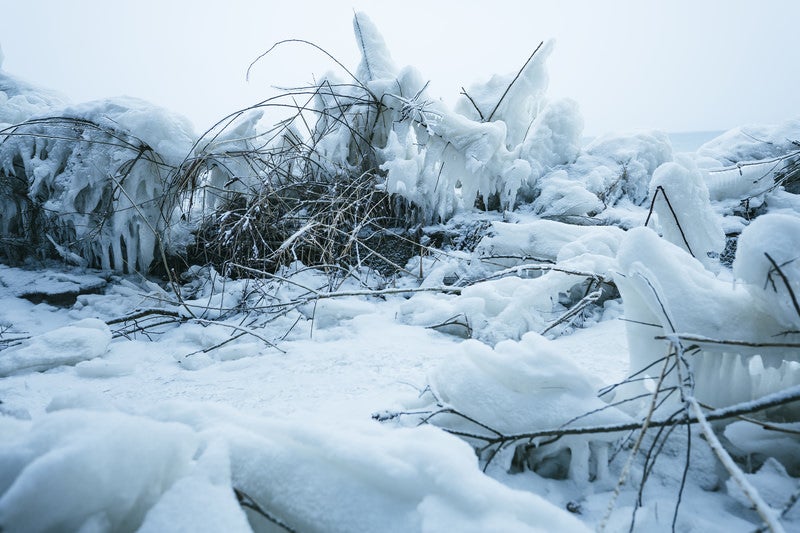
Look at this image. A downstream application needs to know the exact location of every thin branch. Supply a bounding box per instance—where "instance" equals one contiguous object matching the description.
[764,252,800,320]
[644,185,695,258]
[486,41,544,122]
[541,289,603,336]
[460,87,485,121]
[654,333,800,350]
[688,398,785,533]
[421,384,800,447]
[234,487,297,533]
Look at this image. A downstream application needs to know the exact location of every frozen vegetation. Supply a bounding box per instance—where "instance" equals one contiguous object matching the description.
[1,12,799,533]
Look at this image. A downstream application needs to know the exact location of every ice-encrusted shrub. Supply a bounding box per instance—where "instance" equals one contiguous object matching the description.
[528,131,674,219]
[288,13,585,223]
[403,332,630,484]
[179,12,590,276]
[615,225,800,414]
[695,119,800,202]
[400,219,623,344]
[0,90,194,272]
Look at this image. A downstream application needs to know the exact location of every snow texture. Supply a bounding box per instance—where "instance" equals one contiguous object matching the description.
[0,318,111,377]
[0,13,799,533]
[0,402,589,533]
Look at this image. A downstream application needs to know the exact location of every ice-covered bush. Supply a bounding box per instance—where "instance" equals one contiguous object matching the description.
[287,13,586,223]
[400,219,622,343]
[531,131,673,219]
[615,226,800,412]
[695,119,800,202]
[0,82,195,272]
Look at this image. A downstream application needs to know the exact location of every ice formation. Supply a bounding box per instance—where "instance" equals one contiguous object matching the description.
[312,13,587,222]
[647,158,725,270]
[417,332,630,484]
[0,55,196,273]
[0,92,195,272]
[399,219,622,344]
[615,226,800,411]
[532,131,673,218]
[694,119,800,201]
[733,213,800,331]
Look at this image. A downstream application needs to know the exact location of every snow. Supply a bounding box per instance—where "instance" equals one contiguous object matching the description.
[0,318,111,377]
[734,213,800,330]
[1,11,799,533]
[647,158,725,270]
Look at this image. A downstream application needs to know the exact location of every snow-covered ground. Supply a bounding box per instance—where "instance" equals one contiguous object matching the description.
[1,12,799,533]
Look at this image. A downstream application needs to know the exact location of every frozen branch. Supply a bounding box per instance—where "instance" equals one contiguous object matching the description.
[688,397,785,533]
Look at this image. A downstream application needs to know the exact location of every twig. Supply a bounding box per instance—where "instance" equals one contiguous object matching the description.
[190,318,285,353]
[653,334,800,350]
[234,487,297,533]
[688,398,785,533]
[486,41,544,122]
[467,263,604,286]
[106,308,181,325]
[644,185,695,258]
[541,289,603,336]
[460,87,485,121]
[764,252,800,320]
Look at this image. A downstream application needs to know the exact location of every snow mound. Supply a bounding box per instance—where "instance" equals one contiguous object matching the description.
[0,318,111,377]
[0,403,590,533]
[0,409,199,532]
[416,333,630,483]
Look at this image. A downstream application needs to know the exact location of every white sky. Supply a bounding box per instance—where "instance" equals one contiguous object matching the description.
[1,0,798,136]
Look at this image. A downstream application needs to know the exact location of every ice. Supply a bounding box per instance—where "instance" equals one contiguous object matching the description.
[647,158,725,270]
[0,62,66,128]
[725,423,800,476]
[695,119,800,201]
[615,227,800,410]
[0,91,196,272]
[725,458,800,517]
[475,219,624,268]
[455,41,554,148]
[353,12,397,84]
[561,130,673,210]
[733,213,800,330]
[421,332,630,483]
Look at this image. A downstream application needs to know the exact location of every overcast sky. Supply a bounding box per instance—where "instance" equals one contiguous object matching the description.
[1,1,798,136]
